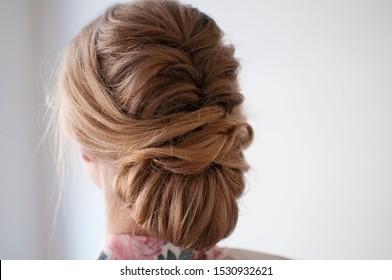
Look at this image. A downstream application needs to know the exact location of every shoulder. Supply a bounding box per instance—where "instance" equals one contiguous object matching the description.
[207,247,288,260]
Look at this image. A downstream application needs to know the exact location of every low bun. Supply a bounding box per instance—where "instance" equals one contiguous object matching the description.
[58,0,253,250]
[115,161,247,250]
[112,105,252,249]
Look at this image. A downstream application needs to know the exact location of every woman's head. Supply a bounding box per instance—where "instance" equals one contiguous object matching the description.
[57,0,253,250]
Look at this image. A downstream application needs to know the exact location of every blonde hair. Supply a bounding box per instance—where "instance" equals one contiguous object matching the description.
[57,0,253,250]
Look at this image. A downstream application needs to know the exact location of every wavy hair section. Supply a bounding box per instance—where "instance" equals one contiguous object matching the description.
[58,0,253,250]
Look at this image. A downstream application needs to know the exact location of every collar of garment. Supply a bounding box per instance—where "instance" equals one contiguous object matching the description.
[98,234,223,260]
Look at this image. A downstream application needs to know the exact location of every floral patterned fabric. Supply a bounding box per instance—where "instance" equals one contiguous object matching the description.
[98,234,286,260]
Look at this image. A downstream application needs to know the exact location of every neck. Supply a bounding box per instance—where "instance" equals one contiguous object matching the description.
[103,185,150,236]
[97,162,149,236]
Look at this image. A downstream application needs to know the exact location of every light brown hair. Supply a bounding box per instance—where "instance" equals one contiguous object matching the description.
[57,0,253,250]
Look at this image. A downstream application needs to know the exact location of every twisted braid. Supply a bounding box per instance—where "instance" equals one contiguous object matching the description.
[59,0,253,250]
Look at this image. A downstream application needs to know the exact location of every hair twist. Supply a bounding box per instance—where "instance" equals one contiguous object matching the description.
[58,0,253,250]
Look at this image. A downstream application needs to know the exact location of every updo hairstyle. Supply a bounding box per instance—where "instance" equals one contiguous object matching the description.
[58,0,253,250]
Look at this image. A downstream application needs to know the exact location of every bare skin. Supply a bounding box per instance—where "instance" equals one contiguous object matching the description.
[81,153,149,236]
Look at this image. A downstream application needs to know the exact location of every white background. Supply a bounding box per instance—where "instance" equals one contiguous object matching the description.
[0,0,391,259]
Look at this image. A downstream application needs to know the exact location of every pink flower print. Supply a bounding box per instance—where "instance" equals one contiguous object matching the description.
[134,236,164,259]
[106,235,136,260]
[207,247,223,259]
[191,250,207,260]
[105,235,163,260]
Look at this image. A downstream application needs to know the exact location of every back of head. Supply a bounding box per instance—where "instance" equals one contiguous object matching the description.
[58,0,253,250]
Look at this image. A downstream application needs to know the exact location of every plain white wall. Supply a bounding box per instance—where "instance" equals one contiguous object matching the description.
[0,0,70,259]
[0,0,391,259]
[0,0,45,259]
